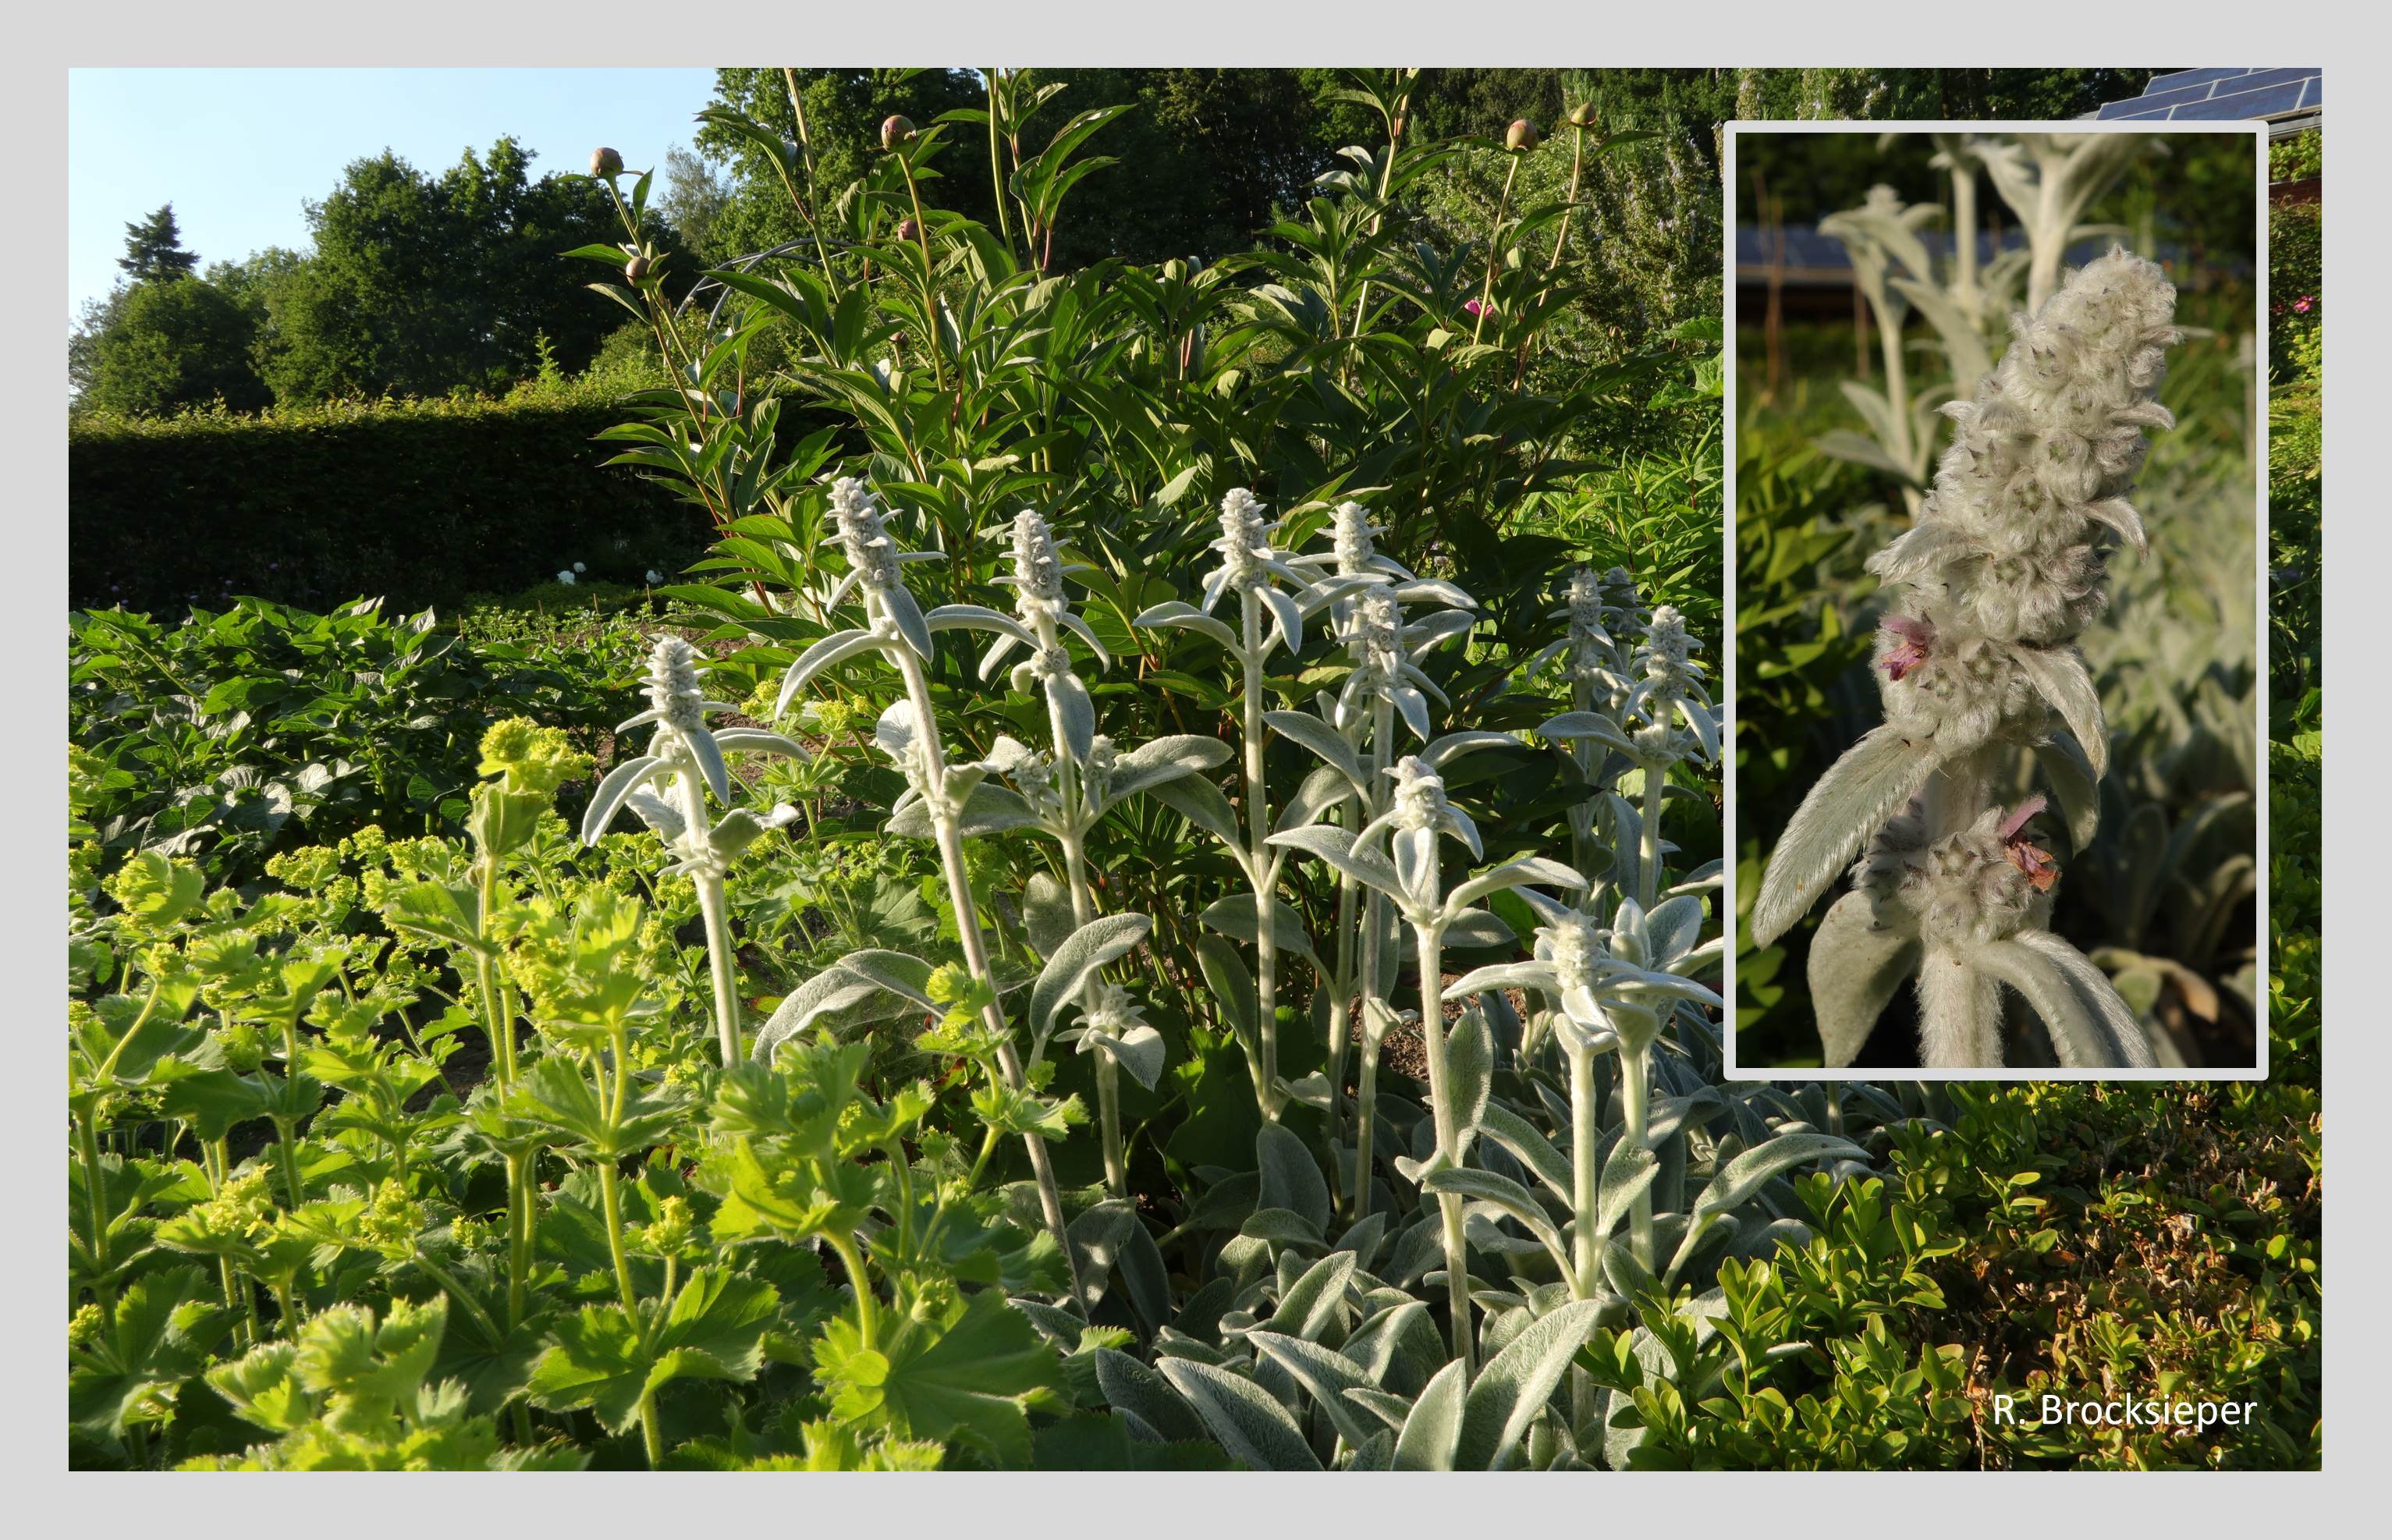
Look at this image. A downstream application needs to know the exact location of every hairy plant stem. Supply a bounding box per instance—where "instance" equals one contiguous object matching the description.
[1034,605,1130,1201]
[504,1150,533,1329]
[1619,1041,1656,1271]
[1567,1041,1601,1297]
[1241,599,1284,1122]
[892,648,1084,1305]
[1345,691,1397,1221]
[665,756,746,1064]
[1638,758,1669,910]
[1413,907,1473,1372]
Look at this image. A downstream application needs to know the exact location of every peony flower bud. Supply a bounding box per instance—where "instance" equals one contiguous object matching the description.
[882,115,917,151]
[1566,102,1599,130]
[1505,119,1542,154]
[896,218,921,243]
[624,254,651,282]
[591,147,623,178]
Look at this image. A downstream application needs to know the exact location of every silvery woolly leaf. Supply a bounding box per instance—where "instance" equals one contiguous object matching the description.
[2014,644,2109,779]
[925,603,1037,648]
[1194,935,1258,1051]
[1261,1247,1356,1342]
[1670,1132,1869,1279]
[1245,1331,1384,1449]
[1265,709,1367,790]
[1029,913,1152,1046]
[1390,684,1432,742]
[1595,1135,1659,1243]
[1676,697,1719,761]
[1091,1349,1207,1444]
[1148,772,1244,852]
[1021,871,1075,960]
[684,728,733,803]
[1084,1021,1166,1091]
[1197,895,1319,968]
[1422,1167,1567,1275]
[708,804,799,863]
[1131,600,1240,651]
[775,628,882,713]
[1391,1358,1469,1471]
[1421,729,1523,770]
[1047,670,1097,763]
[1537,710,1635,758]
[1749,725,1940,948]
[1644,894,1706,969]
[623,789,684,843]
[1443,855,1587,919]
[1474,1105,1573,1201]
[1155,1359,1322,1471]
[1101,735,1233,808]
[1443,960,1552,1001]
[580,754,663,844]
[887,781,1042,841]
[1059,611,1111,668]
[1982,931,2156,1070]
[880,584,935,662]
[1446,1009,1495,1155]
[1455,1299,1604,1470]
[1258,1123,1332,1238]
[1258,584,1304,658]
[750,951,933,1060]
[701,729,812,768]
[1445,907,1518,950]
[2034,731,2102,851]
[1807,890,1917,1069]
[1277,764,1356,836]
[1268,824,1405,906]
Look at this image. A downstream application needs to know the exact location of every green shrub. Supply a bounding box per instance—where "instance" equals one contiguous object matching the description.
[67,387,709,616]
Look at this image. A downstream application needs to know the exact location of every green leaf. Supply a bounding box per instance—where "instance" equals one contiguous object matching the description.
[528,1267,778,1435]
[1454,1299,1602,1469]
[1391,1357,1468,1471]
[819,1293,1063,1468]
[1257,1123,1331,1238]
[1157,1358,1323,1471]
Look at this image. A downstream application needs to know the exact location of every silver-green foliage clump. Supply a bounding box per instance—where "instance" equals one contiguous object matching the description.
[1752,248,2181,1070]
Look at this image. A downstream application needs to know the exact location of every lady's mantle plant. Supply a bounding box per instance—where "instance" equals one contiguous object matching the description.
[1750,248,2178,1070]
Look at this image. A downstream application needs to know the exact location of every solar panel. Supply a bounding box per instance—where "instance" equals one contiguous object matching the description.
[2089,66,2319,122]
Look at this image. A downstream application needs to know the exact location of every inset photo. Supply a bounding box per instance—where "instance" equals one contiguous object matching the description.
[1726,125,2265,1077]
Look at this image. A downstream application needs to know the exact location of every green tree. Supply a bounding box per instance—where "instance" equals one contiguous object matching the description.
[78,276,269,416]
[117,204,200,285]
[254,137,641,406]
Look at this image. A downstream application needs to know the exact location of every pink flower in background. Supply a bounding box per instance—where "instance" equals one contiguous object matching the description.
[1462,298,1489,320]
[2294,296,2314,314]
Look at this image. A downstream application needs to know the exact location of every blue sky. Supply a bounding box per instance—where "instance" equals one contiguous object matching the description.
[68,68,722,323]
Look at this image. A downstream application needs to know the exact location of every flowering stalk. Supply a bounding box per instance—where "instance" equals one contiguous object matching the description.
[1274,756,1585,1369]
[977,508,1223,1197]
[582,637,807,1063]
[1624,605,1716,909]
[767,478,1094,1283]
[1136,489,1350,1121]
[1751,250,2181,1069]
[1284,502,1475,1212]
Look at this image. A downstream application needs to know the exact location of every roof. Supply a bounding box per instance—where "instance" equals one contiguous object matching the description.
[2091,67,2321,128]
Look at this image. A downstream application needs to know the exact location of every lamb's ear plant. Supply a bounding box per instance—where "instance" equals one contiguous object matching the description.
[1751,248,2179,1070]
[755,477,1083,1284]
[580,636,808,1063]
[1278,500,1477,1213]
[1134,488,1359,1123]
[1272,754,1587,1370]
[956,506,1230,1198]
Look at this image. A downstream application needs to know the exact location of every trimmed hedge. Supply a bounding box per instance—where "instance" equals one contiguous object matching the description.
[69,386,709,616]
